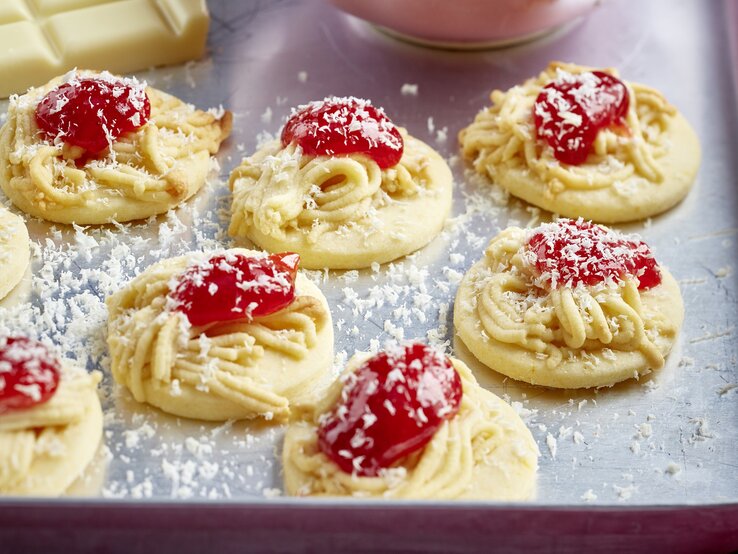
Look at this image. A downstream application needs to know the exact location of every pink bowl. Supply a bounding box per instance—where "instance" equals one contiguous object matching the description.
[328,0,601,48]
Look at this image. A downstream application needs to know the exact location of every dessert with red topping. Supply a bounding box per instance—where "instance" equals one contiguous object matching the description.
[0,336,103,496]
[229,96,453,269]
[106,248,334,422]
[0,70,232,224]
[283,344,538,499]
[460,61,700,223]
[454,219,685,388]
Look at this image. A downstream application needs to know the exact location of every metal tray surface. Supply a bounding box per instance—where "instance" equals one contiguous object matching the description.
[0,0,736,518]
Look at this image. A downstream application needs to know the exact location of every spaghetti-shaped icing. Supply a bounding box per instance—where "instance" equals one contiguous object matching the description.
[0,71,231,224]
[106,250,331,421]
[229,131,426,245]
[460,62,674,197]
[283,358,537,500]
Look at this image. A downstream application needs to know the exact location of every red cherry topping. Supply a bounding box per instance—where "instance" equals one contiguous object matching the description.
[533,71,629,165]
[527,219,661,290]
[281,96,404,169]
[35,76,151,154]
[317,343,463,477]
[169,252,300,327]
[0,337,61,415]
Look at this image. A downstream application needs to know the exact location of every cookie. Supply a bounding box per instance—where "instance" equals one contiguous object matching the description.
[283,344,538,500]
[460,62,700,223]
[454,219,684,388]
[106,249,334,421]
[0,337,103,496]
[229,97,453,269]
[0,70,231,224]
[0,206,30,302]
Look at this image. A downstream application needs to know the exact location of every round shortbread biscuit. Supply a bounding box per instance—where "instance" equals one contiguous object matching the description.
[460,61,700,223]
[453,224,684,389]
[0,206,30,302]
[282,354,538,500]
[229,132,453,269]
[0,367,103,496]
[0,70,231,225]
[106,249,335,422]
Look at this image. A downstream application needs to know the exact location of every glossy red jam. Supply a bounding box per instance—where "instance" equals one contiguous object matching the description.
[533,71,629,165]
[0,337,61,415]
[169,252,300,327]
[527,219,661,290]
[35,76,151,154]
[281,97,404,169]
[317,343,463,477]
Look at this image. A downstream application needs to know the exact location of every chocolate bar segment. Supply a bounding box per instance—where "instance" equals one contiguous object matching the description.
[0,0,209,98]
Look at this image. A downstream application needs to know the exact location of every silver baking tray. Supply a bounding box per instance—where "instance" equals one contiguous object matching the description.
[0,0,736,551]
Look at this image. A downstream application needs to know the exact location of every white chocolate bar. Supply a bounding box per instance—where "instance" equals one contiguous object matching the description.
[0,0,209,98]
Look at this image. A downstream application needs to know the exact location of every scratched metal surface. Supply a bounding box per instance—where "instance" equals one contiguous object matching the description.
[0,0,736,508]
